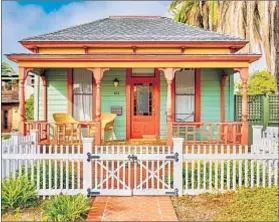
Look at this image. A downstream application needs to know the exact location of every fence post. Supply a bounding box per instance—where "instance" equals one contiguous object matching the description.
[30,129,38,147]
[173,137,184,197]
[252,125,263,145]
[82,137,93,195]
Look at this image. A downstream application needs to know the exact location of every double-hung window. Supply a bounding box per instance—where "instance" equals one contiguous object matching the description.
[73,69,93,121]
[175,69,195,122]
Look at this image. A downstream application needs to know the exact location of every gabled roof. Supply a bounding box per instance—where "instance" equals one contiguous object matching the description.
[21,16,246,42]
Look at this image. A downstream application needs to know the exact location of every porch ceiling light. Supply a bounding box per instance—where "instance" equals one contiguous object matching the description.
[113,78,119,87]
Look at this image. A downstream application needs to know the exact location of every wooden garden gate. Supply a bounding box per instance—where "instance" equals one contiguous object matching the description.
[86,143,182,196]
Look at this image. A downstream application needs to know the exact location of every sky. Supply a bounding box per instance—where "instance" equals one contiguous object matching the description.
[2,0,265,72]
[2,0,171,69]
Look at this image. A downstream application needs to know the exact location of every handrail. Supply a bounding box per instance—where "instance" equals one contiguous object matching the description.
[173,121,242,144]
[25,121,96,144]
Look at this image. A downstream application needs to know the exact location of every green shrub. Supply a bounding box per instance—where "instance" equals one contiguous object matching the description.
[15,161,78,189]
[1,176,38,213]
[44,194,90,221]
[214,186,278,221]
[1,134,11,140]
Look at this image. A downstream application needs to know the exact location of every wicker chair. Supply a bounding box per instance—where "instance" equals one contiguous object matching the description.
[101,113,117,140]
[53,113,79,143]
[87,113,117,140]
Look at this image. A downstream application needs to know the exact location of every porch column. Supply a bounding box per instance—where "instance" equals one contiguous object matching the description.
[18,67,32,135]
[159,68,180,146]
[41,76,48,121]
[236,68,249,146]
[87,68,110,145]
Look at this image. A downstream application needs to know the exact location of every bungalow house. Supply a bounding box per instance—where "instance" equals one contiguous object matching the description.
[6,16,260,146]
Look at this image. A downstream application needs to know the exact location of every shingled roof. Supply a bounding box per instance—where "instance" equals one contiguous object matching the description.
[22,16,245,42]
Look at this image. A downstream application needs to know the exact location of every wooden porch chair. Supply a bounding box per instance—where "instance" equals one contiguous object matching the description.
[53,113,79,143]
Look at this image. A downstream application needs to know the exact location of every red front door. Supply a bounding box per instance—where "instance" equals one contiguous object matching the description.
[130,76,159,139]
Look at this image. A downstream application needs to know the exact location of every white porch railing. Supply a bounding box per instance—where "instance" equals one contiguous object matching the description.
[252,126,279,153]
[2,133,278,197]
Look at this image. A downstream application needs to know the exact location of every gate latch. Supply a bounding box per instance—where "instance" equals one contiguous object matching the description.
[87,152,100,162]
[166,152,179,162]
[87,188,100,197]
[165,188,179,196]
[128,154,138,163]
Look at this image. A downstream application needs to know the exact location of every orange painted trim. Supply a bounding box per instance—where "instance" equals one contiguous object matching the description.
[171,77,175,121]
[126,68,132,140]
[154,68,160,138]
[67,68,73,116]
[20,40,248,51]
[195,69,201,122]
[7,54,261,63]
[92,77,96,120]
[41,76,48,121]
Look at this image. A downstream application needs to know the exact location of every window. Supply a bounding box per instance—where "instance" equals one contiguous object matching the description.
[73,69,93,121]
[133,83,152,116]
[175,69,195,122]
[4,110,8,129]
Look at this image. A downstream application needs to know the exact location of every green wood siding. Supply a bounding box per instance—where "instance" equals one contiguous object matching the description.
[225,74,235,121]
[201,68,234,122]
[101,69,126,140]
[160,72,167,139]
[38,69,67,121]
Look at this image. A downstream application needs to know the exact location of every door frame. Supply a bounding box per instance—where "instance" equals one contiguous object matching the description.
[126,68,160,140]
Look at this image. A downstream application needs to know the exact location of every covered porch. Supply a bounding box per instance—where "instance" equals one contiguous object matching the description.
[8,53,258,146]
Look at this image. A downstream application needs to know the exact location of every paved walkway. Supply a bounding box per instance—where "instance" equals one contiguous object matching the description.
[87,196,178,221]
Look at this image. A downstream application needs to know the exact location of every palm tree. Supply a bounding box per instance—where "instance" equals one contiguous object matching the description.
[169,1,278,90]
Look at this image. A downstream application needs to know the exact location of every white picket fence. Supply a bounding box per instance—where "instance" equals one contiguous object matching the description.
[182,144,278,195]
[2,131,278,197]
[2,132,34,179]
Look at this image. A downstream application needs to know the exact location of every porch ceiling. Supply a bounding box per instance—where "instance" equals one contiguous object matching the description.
[6,53,260,68]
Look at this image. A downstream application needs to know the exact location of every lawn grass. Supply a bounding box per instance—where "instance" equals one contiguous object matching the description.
[214,186,278,221]
[172,186,278,221]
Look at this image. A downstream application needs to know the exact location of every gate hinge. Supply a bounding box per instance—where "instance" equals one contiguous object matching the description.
[165,188,179,196]
[166,152,179,162]
[87,152,100,162]
[87,188,100,197]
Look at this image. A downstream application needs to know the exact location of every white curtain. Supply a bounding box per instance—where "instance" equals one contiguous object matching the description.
[175,69,195,122]
[73,69,92,121]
